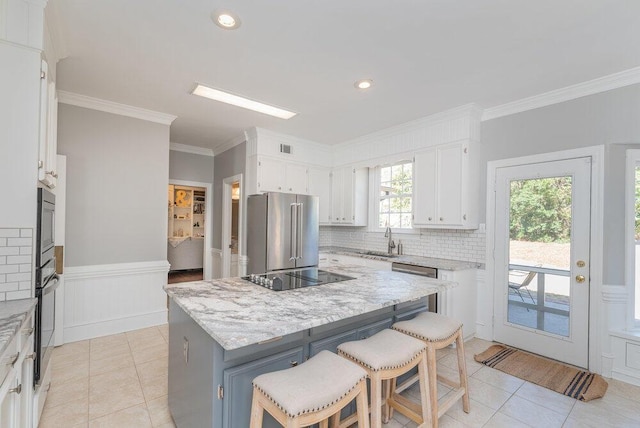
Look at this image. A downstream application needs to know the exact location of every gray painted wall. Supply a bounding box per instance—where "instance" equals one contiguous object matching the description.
[481,83,640,284]
[58,104,170,266]
[169,150,214,184]
[213,143,246,249]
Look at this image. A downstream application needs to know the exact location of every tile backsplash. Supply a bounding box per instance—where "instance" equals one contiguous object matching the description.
[320,226,485,264]
[0,228,33,301]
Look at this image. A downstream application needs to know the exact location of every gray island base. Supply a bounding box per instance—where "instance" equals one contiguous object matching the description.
[165,265,456,428]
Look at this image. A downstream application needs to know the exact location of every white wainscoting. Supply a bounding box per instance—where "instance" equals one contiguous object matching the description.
[63,260,170,343]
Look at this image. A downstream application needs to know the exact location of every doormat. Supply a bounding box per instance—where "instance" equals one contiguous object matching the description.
[474,345,608,402]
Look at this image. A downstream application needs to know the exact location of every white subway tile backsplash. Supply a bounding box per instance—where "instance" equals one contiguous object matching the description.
[6,272,31,282]
[6,290,30,300]
[320,226,486,264]
[0,247,19,256]
[0,282,19,292]
[6,255,31,264]
[7,237,32,246]
[0,228,32,302]
[0,265,19,274]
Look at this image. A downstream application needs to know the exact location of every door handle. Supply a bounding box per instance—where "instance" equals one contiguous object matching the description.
[296,203,303,260]
[290,203,297,261]
[576,275,586,283]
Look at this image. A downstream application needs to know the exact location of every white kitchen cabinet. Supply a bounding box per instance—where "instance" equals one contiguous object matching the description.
[38,60,58,189]
[0,311,35,428]
[256,156,308,194]
[330,167,368,226]
[437,268,477,340]
[413,141,478,229]
[308,167,332,225]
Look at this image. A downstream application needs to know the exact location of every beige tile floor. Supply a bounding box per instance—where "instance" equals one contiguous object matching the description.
[40,327,640,428]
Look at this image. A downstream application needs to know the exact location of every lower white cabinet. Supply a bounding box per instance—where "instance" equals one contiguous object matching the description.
[0,312,34,428]
[437,269,477,340]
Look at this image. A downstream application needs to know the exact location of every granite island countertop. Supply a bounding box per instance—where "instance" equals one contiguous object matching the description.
[164,264,456,351]
[0,298,37,357]
[320,246,482,270]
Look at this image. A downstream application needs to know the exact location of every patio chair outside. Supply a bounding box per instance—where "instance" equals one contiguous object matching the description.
[508,270,537,311]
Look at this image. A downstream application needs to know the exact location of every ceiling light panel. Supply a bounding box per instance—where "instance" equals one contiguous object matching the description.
[191,84,297,120]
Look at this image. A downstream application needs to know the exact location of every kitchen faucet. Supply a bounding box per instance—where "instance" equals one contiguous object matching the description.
[384,226,396,255]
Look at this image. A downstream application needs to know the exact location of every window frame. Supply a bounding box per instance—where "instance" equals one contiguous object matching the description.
[369,160,418,234]
[625,149,640,329]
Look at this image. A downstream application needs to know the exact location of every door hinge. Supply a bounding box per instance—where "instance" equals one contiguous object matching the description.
[217,385,224,400]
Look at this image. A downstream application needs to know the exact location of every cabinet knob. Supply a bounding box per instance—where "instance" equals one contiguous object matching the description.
[342,217,345,220]
[9,384,22,395]
[46,170,58,178]
[290,360,298,367]
[428,217,432,221]
[440,217,444,221]
[278,186,282,190]
[289,188,292,191]
[22,327,34,335]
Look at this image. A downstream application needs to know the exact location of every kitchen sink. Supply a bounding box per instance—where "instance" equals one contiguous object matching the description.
[363,251,398,258]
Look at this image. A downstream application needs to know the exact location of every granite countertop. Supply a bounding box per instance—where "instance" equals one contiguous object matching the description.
[164,264,456,351]
[0,298,37,357]
[320,246,482,270]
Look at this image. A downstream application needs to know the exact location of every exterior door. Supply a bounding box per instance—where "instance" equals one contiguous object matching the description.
[493,157,591,368]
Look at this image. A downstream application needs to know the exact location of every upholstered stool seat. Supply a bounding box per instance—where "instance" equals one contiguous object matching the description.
[250,350,370,428]
[337,329,431,428]
[392,312,470,428]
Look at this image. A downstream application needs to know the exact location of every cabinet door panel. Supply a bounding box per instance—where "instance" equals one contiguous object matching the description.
[223,347,304,428]
[308,167,332,224]
[413,150,437,225]
[331,168,343,222]
[342,168,355,223]
[285,163,308,194]
[437,145,463,225]
[357,318,393,340]
[258,158,285,192]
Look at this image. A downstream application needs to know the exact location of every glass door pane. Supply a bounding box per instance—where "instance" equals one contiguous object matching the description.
[507,176,572,337]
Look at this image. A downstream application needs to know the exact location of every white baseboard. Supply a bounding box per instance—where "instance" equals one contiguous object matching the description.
[63,260,170,343]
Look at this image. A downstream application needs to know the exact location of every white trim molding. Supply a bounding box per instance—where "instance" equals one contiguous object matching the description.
[214,133,246,157]
[482,66,640,121]
[57,91,177,125]
[63,260,170,343]
[170,142,214,157]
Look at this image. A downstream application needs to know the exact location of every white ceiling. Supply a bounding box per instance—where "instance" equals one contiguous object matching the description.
[51,0,640,152]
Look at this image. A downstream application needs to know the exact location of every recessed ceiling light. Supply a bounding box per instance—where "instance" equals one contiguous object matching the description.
[355,79,373,90]
[212,10,241,29]
[191,84,297,120]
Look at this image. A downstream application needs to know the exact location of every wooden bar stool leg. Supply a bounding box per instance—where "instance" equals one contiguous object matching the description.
[418,354,432,427]
[370,373,383,428]
[387,377,397,421]
[356,379,370,428]
[329,412,339,428]
[426,346,439,428]
[455,331,470,413]
[319,419,329,428]
[249,389,264,428]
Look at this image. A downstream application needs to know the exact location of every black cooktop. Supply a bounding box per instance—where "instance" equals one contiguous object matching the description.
[243,268,355,291]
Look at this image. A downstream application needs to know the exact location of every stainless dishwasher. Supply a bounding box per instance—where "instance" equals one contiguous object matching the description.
[391,262,438,313]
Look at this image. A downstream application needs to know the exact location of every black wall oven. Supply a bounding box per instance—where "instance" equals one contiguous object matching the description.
[35,188,58,386]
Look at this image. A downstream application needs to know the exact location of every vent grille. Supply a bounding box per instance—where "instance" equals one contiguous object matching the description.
[280,144,292,154]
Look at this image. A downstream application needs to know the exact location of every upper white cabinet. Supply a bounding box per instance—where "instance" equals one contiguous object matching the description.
[330,167,368,226]
[413,141,478,229]
[307,167,332,225]
[38,60,58,189]
[256,156,308,194]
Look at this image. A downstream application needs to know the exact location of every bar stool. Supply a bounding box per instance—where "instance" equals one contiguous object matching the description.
[392,312,470,428]
[249,350,370,428]
[337,329,432,428]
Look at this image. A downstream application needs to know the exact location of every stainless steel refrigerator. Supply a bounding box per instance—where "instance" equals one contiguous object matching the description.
[247,192,319,274]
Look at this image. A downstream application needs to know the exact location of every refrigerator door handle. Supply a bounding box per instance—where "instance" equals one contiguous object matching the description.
[296,203,303,260]
[289,203,297,261]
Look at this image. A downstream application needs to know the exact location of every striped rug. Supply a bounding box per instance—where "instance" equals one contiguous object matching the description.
[474,345,608,402]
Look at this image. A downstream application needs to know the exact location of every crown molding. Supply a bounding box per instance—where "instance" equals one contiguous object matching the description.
[255,127,332,153]
[57,91,177,125]
[169,143,214,157]
[482,67,640,121]
[212,133,247,156]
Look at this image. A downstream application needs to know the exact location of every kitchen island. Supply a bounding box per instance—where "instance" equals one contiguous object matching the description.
[164,264,456,428]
